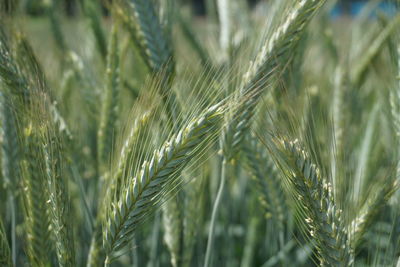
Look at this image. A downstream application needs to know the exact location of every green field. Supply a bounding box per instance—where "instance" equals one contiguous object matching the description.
[1,0,400,266]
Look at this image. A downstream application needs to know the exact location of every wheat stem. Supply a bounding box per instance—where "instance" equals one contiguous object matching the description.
[352,14,400,85]
[204,157,226,267]
[0,207,12,267]
[80,0,108,60]
[9,194,16,265]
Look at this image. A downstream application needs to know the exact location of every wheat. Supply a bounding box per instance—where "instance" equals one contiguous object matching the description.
[21,126,52,267]
[350,179,398,249]
[0,92,20,191]
[43,131,75,267]
[273,138,353,266]
[243,135,287,230]
[103,103,224,261]
[98,24,121,166]
[115,0,174,82]
[222,0,326,160]
[207,1,326,264]
[1,1,400,266]
[162,194,184,267]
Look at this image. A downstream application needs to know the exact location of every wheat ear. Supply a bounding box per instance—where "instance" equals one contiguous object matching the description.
[274,138,353,266]
[162,193,184,267]
[98,24,121,166]
[350,179,398,249]
[0,30,71,140]
[87,109,154,267]
[206,1,326,264]
[21,126,51,266]
[243,136,287,230]
[43,133,75,267]
[115,0,174,80]
[182,175,205,267]
[222,0,326,159]
[103,103,224,261]
[115,0,179,124]
[0,92,20,191]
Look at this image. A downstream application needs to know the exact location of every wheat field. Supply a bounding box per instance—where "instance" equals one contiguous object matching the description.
[0,0,400,266]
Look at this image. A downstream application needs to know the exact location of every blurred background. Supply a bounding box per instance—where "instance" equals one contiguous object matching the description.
[2,0,398,17]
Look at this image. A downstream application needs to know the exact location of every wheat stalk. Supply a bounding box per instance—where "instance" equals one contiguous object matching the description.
[0,218,12,267]
[80,0,108,59]
[352,14,400,86]
[390,40,400,205]
[46,0,67,53]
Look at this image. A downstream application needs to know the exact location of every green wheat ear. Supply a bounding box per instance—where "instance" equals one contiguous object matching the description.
[162,192,184,267]
[103,103,225,262]
[115,0,174,80]
[222,0,326,160]
[43,131,75,267]
[0,92,20,191]
[98,24,121,167]
[272,138,353,266]
[243,135,287,231]
[21,125,52,267]
[350,179,398,250]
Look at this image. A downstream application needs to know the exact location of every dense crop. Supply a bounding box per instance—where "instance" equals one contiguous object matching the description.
[1,0,400,266]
